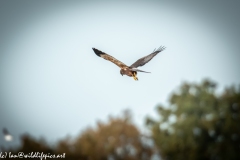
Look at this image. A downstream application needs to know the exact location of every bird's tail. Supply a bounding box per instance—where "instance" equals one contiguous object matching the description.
[130,68,151,73]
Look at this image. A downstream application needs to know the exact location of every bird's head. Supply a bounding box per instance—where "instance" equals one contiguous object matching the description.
[120,70,123,76]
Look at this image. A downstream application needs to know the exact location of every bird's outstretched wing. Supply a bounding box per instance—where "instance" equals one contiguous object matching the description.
[93,48,128,68]
[130,46,166,68]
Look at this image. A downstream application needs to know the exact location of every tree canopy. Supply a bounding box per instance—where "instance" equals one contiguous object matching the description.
[146,79,240,160]
[2,79,240,160]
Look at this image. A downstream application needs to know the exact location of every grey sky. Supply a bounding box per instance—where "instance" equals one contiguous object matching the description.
[0,0,240,147]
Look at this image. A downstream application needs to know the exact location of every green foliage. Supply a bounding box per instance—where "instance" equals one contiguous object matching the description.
[3,79,239,160]
[146,79,240,160]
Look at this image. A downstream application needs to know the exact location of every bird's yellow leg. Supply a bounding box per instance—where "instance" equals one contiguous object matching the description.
[132,74,138,81]
[134,72,138,81]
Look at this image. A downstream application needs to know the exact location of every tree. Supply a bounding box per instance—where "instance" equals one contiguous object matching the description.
[73,110,153,160]
[146,79,240,160]
[4,110,153,160]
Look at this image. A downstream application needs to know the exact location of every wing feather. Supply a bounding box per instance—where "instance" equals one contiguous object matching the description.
[130,68,151,73]
[92,48,128,68]
[130,46,166,68]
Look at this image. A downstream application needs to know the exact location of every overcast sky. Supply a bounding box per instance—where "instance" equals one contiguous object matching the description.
[0,0,240,148]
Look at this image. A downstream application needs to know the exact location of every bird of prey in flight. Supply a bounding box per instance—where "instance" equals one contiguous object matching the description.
[92,46,166,81]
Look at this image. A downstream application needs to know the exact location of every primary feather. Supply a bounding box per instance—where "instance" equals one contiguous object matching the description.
[130,46,166,68]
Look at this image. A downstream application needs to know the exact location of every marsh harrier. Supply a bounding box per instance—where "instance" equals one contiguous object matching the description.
[92,46,165,81]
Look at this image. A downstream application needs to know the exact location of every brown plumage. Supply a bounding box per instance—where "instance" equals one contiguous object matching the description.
[92,46,166,81]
